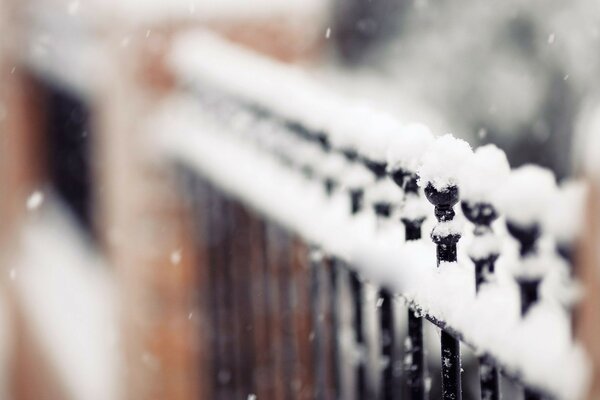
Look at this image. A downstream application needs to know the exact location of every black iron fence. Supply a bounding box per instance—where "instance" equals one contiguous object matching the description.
[158,32,587,400]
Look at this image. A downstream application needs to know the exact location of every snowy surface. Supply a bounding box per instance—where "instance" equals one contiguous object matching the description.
[340,163,375,191]
[27,0,328,27]
[349,107,401,162]
[574,102,600,180]
[467,232,501,261]
[417,134,473,191]
[543,180,587,245]
[496,165,557,228]
[364,179,403,207]
[14,202,121,400]
[171,31,342,134]
[386,123,434,173]
[459,144,511,204]
[153,97,589,399]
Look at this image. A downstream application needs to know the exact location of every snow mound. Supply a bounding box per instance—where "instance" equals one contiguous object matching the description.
[341,162,375,190]
[337,104,400,162]
[318,153,349,180]
[459,144,510,204]
[543,180,587,245]
[417,134,473,191]
[365,179,403,205]
[496,165,557,228]
[387,123,435,173]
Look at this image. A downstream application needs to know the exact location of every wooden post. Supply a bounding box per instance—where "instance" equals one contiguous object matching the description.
[94,26,201,400]
[575,179,600,399]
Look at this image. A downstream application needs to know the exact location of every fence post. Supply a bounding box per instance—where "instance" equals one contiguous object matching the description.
[338,148,372,400]
[95,28,202,400]
[362,140,398,400]
[367,177,401,400]
[500,166,557,400]
[386,124,435,400]
[459,145,510,400]
[462,200,501,400]
[424,182,462,400]
[390,168,427,400]
[420,135,472,400]
[575,179,600,400]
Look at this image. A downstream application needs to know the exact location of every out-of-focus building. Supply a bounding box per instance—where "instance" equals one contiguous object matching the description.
[0,0,331,399]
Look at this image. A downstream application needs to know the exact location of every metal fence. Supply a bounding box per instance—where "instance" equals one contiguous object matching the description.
[155,33,586,400]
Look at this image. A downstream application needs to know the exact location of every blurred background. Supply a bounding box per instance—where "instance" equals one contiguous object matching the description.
[1,0,600,399]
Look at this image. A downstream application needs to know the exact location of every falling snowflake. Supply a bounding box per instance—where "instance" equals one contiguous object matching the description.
[27,190,44,210]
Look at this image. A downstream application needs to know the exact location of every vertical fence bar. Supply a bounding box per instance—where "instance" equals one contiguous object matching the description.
[247,216,273,399]
[311,250,327,400]
[212,194,238,399]
[291,239,316,400]
[312,251,338,400]
[349,183,366,400]
[312,149,342,400]
[407,308,426,399]
[507,213,543,400]
[440,330,461,400]
[363,151,392,400]
[379,288,395,400]
[264,222,288,400]
[329,259,342,400]
[202,185,223,398]
[506,184,542,400]
[372,200,398,400]
[229,204,257,397]
[424,183,462,400]
[266,225,297,399]
[461,200,501,400]
[180,170,215,400]
[390,166,428,400]
[350,270,367,399]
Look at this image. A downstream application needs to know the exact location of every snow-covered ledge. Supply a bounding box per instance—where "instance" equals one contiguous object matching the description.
[14,202,122,400]
[152,98,589,400]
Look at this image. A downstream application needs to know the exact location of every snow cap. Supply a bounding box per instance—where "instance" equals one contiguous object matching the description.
[401,194,431,220]
[330,103,400,161]
[365,179,403,205]
[387,123,435,173]
[417,134,473,191]
[317,152,349,180]
[341,162,375,190]
[496,165,557,228]
[543,180,587,244]
[459,144,510,204]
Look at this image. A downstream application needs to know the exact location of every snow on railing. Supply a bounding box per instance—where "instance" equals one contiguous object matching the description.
[159,31,590,400]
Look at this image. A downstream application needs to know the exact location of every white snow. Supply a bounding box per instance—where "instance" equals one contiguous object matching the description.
[513,253,558,280]
[496,165,557,228]
[542,180,587,245]
[467,232,501,260]
[340,162,375,191]
[365,179,403,206]
[417,134,473,191]
[317,152,349,181]
[170,31,343,135]
[26,190,45,210]
[386,123,435,173]
[400,193,431,221]
[459,144,510,204]
[431,218,465,238]
[574,102,600,180]
[351,107,401,162]
[15,202,121,400]
[153,97,588,400]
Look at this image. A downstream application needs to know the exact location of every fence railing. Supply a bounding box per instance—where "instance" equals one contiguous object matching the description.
[153,31,589,400]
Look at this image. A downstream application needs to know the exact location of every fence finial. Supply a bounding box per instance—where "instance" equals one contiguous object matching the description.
[387,123,434,241]
[419,134,472,265]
